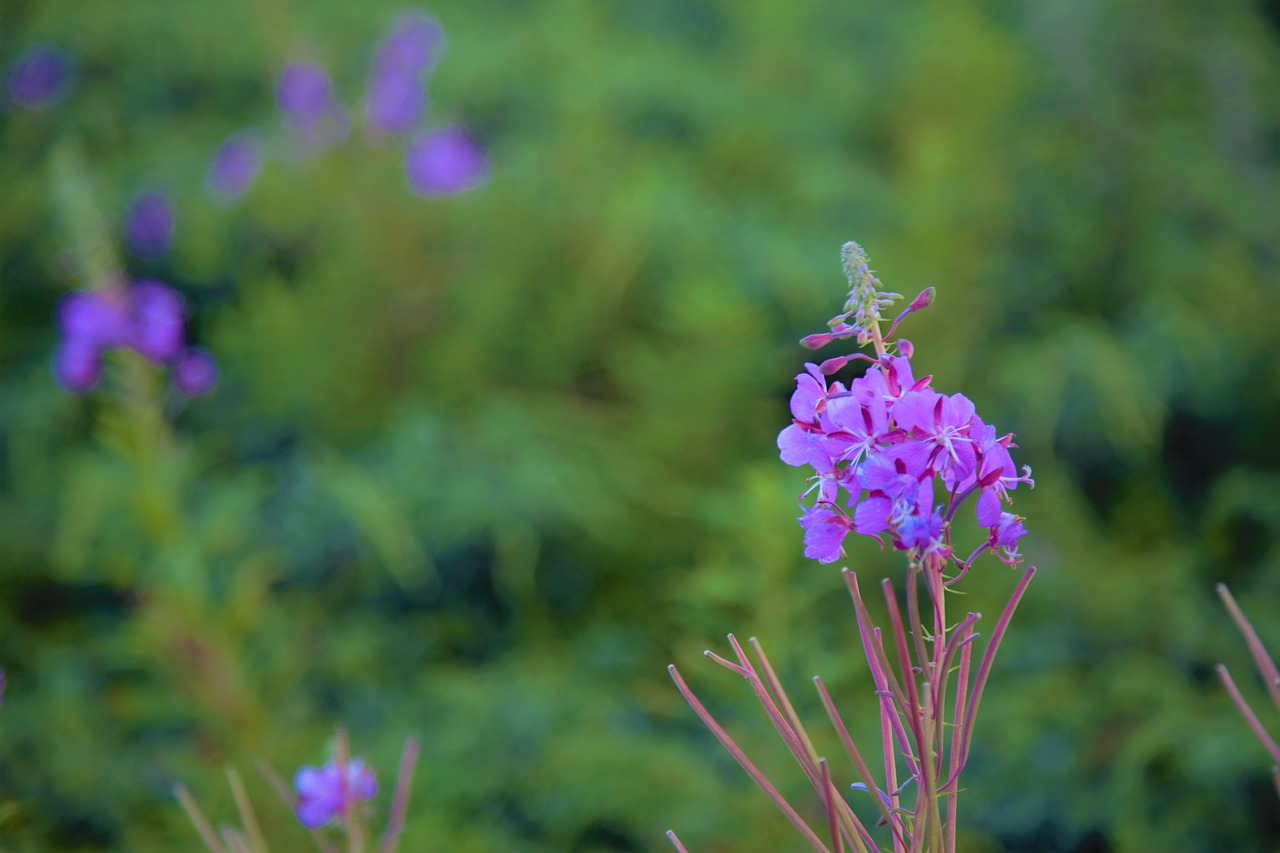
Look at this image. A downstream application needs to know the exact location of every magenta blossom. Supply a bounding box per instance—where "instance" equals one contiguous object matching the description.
[779,244,1031,570]
[799,506,853,564]
[294,758,377,828]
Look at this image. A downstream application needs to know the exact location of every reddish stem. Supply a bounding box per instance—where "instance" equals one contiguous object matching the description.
[668,664,831,852]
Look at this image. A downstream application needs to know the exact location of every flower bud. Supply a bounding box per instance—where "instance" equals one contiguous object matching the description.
[818,356,848,375]
[800,333,833,350]
[908,287,935,312]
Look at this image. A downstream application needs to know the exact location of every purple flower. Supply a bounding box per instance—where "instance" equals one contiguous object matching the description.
[53,281,213,395]
[989,512,1028,564]
[58,291,131,350]
[778,365,842,470]
[276,62,348,152]
[53,338,102,393]
[365,70,427,134]
[206,131,265,200]
[784,243,1031,569]
[276,62,336,126]
[294,758,377,829]
[173,348,218,396]
[129,280,185,363]
[363,11,444,135]
[125,190,175,259]
[800,506,853,564]
[892,390,978,483]
[7,44,72,109]
[405,126,488,196]
[898,508,945,554]
[374,11,445,76]
[821,390,891,467]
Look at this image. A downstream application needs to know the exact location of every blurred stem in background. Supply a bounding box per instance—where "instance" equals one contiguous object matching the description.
[1216,584,1280,802]
[48,139,262,742]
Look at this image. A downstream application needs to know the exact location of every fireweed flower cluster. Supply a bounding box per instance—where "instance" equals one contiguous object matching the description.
[294,757,377,828]
[779,243,1032,570]
[55,281,216,396]
[177,731,422,852]
[668,243,1036,853]
[205,8,486,204]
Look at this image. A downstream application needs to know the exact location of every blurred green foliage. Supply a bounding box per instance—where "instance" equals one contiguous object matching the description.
[2,0,1280,850]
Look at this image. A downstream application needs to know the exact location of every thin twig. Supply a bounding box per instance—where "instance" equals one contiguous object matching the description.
[958,566,1035,764]
[380,736,422,853]
[225,766,269,853]
[1218,665,1280,764]
[174,784,228,853]
[668,664,831,852]
[814,676,903,846]
[820,759,848,853]
[752,637,823,767]
[666,830,691,852]
[724,637,868,848]
[846,573,919,774]
[1217,584,1280,712]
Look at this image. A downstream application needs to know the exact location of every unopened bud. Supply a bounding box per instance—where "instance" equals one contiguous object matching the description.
[908,287,935,312]
[896,339,913,358]
[819,356,848,375]
[800,332,834,350]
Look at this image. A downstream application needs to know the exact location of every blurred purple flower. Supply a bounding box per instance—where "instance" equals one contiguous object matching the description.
[54,289,128,393]
[125,190,175,259]
[7,44,72,108]
[276,61,348,151]
[363,11,444,134]
[405,126,488,196]
[365,70,427,135]
[375,11,445,76]
[276,62,335,127]
[58,291,131,350]
[206,131,264,200]
[172,348,218,396]
[54,338,102,393]
[294,758,377,828]
[129,280,185,363]
[53,281,212,395]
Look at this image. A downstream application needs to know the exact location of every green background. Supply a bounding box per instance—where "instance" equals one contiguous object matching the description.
[2,0,1280,850]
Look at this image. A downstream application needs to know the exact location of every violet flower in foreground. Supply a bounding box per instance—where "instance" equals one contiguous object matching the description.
[294,757,377,828]
[668,242,1036,853]
[7,44,72,109]
[405,125,488,195]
